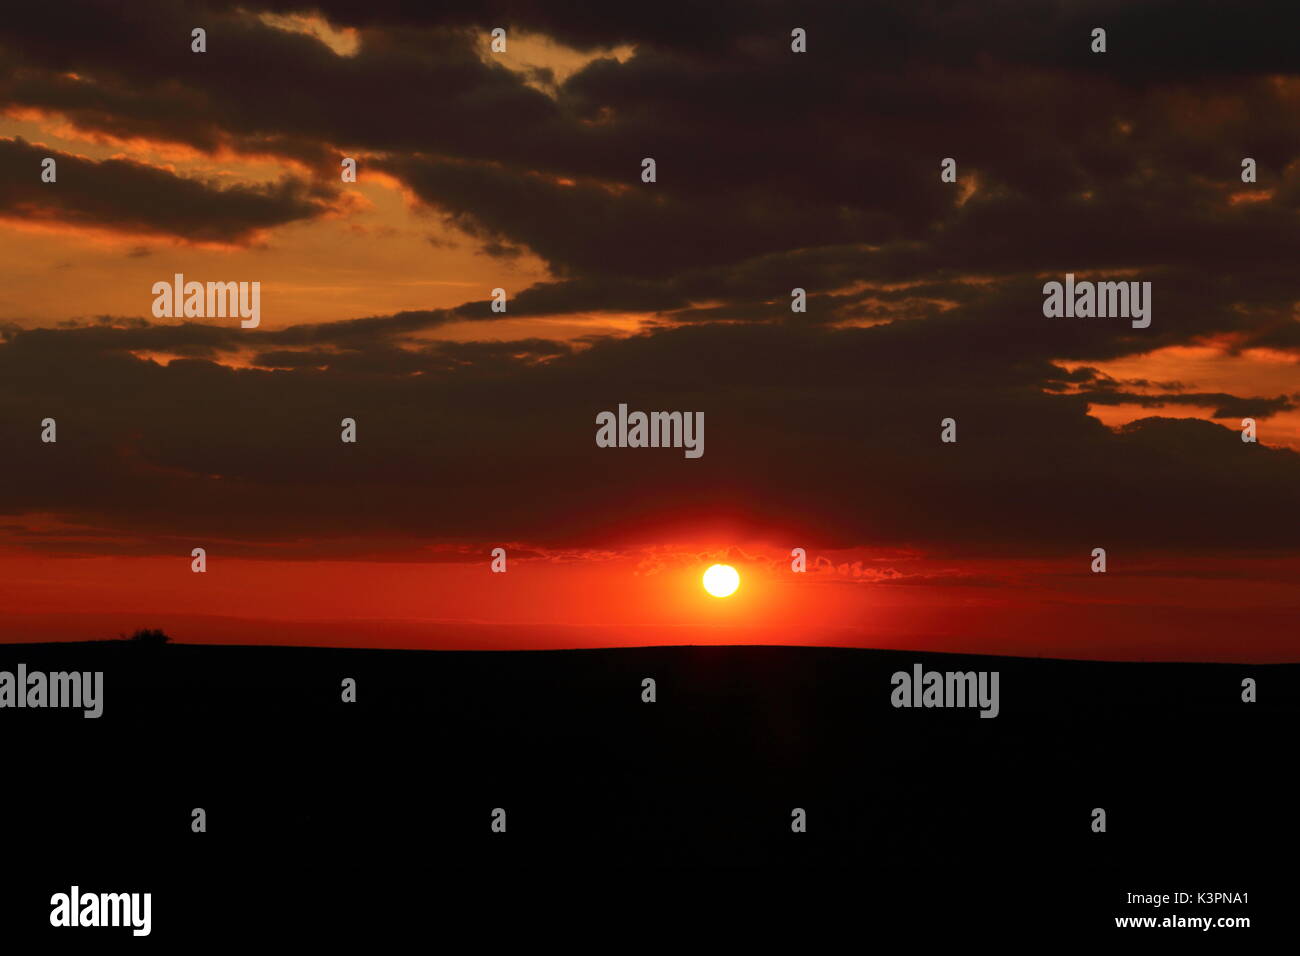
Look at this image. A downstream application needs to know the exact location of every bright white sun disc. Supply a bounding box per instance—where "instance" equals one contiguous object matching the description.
[703,564,740,598]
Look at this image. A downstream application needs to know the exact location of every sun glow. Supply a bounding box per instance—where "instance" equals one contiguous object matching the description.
[702,564,740,598]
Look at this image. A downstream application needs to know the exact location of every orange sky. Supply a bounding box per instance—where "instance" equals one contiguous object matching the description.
[0,544,1295,661]
[0,5,1296,661]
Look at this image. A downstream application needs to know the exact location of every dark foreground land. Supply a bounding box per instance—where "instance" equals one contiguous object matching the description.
[0,641,1292,942]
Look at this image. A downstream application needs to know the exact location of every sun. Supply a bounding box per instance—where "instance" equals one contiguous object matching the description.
[702,563,740,598]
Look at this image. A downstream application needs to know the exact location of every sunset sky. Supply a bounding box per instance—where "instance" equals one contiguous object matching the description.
[0,1,1296,660]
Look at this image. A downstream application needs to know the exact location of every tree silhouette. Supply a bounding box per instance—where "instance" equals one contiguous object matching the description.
[123,628,171,646]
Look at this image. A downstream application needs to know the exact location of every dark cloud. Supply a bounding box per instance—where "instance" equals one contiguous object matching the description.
[5,0,1300,306]
[1078,387,1296,420]
[0,1,1297,559]
[0,1,565,167]
[0,317,1295,558]
[0,136,336,242]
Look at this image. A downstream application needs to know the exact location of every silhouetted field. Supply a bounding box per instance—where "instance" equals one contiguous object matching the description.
[0,641,1290,941]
